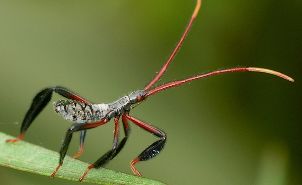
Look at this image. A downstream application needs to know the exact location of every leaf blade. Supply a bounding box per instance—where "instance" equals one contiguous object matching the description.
[0,132,165,185]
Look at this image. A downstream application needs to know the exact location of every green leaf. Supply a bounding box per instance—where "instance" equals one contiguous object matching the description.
[0,132,165,185]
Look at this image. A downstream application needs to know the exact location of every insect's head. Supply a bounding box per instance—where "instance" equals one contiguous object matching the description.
[128,90,147,104]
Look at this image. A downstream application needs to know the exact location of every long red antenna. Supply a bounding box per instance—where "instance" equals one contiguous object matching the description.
[146,67,294,97]
[144,0,202,91]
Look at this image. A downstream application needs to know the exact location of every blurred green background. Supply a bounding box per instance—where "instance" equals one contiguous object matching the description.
[0,0,301,185]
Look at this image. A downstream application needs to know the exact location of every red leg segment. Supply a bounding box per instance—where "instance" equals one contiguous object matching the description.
[6,133,25,143]
[79,164,94,182]
[130,157,141,176]
[81,119,109,129]
[124,115,163,137]
[50,164,62,178]
[72,143,84,159]
[72,130,87,159]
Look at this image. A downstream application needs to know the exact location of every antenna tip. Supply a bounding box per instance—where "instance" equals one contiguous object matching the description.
[247,67,294,82]
[192,0,202,18]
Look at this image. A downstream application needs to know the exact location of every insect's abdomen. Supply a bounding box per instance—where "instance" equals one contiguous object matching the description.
[54,100,108,123]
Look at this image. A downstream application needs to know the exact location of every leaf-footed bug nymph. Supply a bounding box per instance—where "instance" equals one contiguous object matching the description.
[6,0,294,181]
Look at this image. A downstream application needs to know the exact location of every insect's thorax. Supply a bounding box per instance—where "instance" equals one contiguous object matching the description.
[106,89,147,117]
[107,96,131,117]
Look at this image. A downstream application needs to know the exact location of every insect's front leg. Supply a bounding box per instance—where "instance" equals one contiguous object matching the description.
[124,114,166,176]
[112,114,131,158]
[51,119,108,178]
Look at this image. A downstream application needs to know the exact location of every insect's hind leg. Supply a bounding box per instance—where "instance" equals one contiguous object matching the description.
[6,86,90,143]
[124,114,166,176]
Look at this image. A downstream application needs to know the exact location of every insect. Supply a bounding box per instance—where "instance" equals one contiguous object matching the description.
[6,0,293,181]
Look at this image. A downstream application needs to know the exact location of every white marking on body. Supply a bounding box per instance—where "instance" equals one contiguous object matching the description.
[95,104,109,111]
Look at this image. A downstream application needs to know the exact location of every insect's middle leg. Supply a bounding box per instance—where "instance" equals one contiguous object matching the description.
[79,116,131,181]
[124,114,166,176]
[72,130,87,159]
[51,119,108,178]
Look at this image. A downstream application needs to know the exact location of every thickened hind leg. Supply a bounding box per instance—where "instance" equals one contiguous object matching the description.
[124,114,166,176]
[6,86,90,143]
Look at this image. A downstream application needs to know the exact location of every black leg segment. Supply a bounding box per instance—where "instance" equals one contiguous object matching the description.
[51,122,84,178]
[92,117,120,168]
[6,86,90,143]
[20,88,53,134]
[79,116,131,182]
[59,123,84,165]
[51,118,108,178]
[93,115,131,168]
[124,114,166,176]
